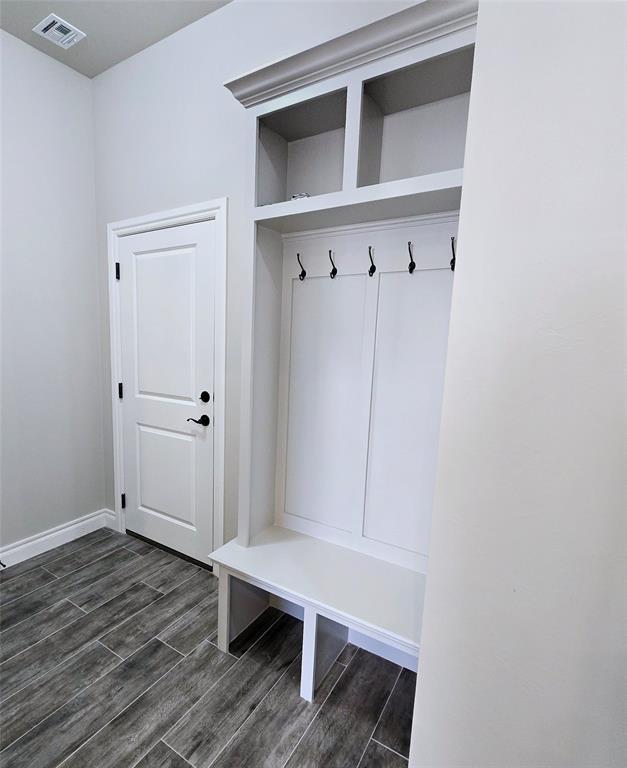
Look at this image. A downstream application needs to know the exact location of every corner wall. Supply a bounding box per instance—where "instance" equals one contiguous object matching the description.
[1,31,106,545]
[411,2,626,766]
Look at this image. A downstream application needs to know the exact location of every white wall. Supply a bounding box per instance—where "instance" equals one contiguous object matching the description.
[91,0,412,539]
[411,2,626,767]
[1,31,105,545]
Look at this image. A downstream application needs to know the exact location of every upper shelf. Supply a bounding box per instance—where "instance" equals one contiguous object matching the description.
[358,46,474,187]
[254,168,463,233]
[257,89,347,206]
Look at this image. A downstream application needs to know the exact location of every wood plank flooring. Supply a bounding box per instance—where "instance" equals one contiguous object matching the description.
[0,527,415,767]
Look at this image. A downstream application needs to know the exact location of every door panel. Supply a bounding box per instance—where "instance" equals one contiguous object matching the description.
[120,220,215,562]
[135,248,196,400]
[137,425,195,527]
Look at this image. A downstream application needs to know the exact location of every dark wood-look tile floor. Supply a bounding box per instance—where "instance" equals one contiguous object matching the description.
[0,527,415,767]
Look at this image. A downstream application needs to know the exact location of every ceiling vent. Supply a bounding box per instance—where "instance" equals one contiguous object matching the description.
[32,14,86,49]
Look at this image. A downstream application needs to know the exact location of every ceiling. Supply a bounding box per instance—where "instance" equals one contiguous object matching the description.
[0,0,232,77]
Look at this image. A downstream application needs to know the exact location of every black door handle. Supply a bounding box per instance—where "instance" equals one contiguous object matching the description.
[187,415,210,427]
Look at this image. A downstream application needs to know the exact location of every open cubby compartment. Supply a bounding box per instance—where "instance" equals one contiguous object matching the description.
[358,45,474,186]
[256,89,347,206]
[247,211,459,575]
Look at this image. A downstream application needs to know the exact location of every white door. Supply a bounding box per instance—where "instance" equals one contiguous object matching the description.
[119,220,216,562]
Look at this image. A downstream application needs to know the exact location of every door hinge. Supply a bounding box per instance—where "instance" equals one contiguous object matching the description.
[118,382,123,399]
[115,262,120,280]
[121,493,126,509]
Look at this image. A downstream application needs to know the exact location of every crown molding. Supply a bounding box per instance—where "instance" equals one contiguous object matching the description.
[224,0,478,109]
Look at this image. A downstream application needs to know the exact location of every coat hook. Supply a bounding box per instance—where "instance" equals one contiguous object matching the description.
[450,237,456,272]
[408,241,416,274]
[297,252,306,281]
[329,250,337,279]
[368,246,376,277]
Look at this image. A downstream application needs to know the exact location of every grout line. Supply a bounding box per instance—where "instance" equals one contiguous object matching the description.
[33,541,133,582]
[63,551,178,613]
[8,635,181,763]
[159,639,185,658]
[98,574,209,659]
[161,741,196,767]
[0,549,147,636]
[206,653,302,767]
[0,545,159,638]
[228,607,283,660]
[0,582,164,704]
[371,737,409,762]
[139,579,166,595]
[64,598,88,614]
[122,545,150,557]
[0,598,82,664]
[97,639,124,661]
[280,654,351,767]
[2,537,181,626]
[0,545,137,631]
[0,639,126,755]
[0,529,114,585]
[355,666,403,768]
[39,566,61,580]
[226,607,276,654]
[50,634,205,766]
[1,568,65,607]
[157,593,218,644]
[336,642,356,667]
[162,611,286,749]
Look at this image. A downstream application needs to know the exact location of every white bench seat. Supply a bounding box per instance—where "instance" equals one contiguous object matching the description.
[210,525,426,700]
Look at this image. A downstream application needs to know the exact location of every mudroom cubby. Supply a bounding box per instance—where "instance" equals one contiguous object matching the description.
[213,0,478,714]
[358,45,475,186]
[256,89,347,206]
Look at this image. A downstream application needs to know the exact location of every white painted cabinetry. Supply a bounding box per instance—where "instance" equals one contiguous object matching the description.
[210,0,478,709]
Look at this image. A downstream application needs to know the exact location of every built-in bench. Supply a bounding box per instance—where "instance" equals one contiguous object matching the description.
[210,526,425,701]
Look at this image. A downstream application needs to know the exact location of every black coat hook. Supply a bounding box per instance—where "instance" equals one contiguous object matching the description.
[450,237,456,272]
[297,253,306,281]
[368,246,376,277]
[408,241,416,274]
[329,250,337,279]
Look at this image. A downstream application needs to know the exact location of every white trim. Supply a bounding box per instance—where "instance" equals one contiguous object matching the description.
[253,168,464,225]
[347,629,418,672]
[281,210,460,242]
[0,509,115,567]
[106,198,228,553]
[224,0,478,107]
[276,512,429,574]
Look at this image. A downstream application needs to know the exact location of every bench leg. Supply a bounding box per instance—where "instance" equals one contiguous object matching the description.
[217,569,269,654]
[217,569,231,652]
[300,607,348,702]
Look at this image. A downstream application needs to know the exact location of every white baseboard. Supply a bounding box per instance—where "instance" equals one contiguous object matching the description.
[0,508,117,567]
[347,629,418,672]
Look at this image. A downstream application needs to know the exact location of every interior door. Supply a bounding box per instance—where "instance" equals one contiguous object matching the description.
[119,220,215,562]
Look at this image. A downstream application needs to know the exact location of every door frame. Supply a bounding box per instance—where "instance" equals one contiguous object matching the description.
[107,198,228,553]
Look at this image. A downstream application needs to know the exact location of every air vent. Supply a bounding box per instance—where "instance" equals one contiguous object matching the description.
[33,13,86,49]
